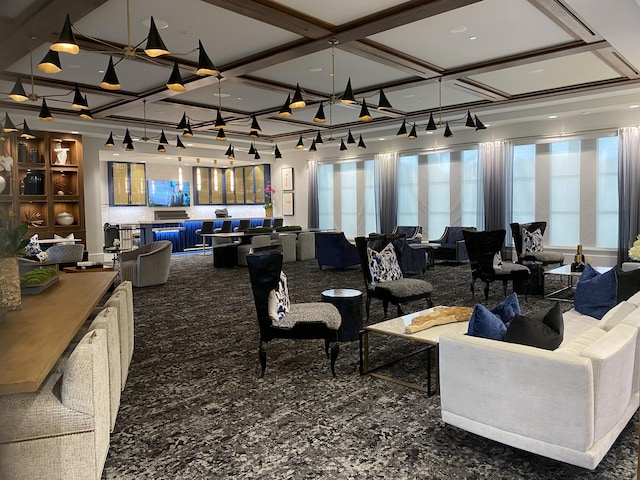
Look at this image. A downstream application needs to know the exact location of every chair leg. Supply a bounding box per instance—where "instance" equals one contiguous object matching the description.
[426,293,434,308]
[328,341,339,377]
[383,299,389,318]
[366,296,372,322]
[502,280,508,297]
[258,340,267,378]
[396,303,404,316]
[470,278,476,298]
[483,282,490,302]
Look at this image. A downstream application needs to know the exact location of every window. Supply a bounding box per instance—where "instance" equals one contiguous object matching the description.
[108,161,146,206]
[596,137,619,248]
[318,163,334,230]
[511,144,536,224]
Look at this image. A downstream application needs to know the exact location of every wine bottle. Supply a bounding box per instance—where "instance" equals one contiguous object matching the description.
[571,244,585,272]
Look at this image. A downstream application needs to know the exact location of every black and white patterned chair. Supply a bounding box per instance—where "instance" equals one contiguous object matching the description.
[355,236,434,320]
[510,221,564,267]
[246,252,341,377]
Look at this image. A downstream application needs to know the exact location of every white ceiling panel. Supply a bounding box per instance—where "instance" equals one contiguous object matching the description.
[273,0,401,26]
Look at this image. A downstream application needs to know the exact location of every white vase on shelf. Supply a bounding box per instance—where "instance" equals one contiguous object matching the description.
[0,176,6,194]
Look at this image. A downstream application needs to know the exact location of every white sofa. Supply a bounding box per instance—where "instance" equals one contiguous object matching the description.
[439,292,640,470]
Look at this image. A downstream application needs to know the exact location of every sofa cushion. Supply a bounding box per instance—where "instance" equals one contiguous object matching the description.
[503,302,564,350]
[467,293,522,340]
[367,243,403,284]
[24,234,42,257]
[490,293,520,327]
[267,271,290,322]
[628,290,640,307]
[615,266,640,304]
[53,232,76,245]
[574,264,617,320]
[523,228,543,254]
[599,301,637,331]
[556,326,606,355]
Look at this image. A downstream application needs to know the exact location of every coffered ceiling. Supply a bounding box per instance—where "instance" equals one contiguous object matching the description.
[1,0,640,157]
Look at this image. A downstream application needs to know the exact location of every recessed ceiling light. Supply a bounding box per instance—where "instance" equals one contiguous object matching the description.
[581,111,591,115]
[98,69,105,74]
[629,104,639,109]
[529,68,544,74]
[309,67,322,72]
[468,36,477,40]
[426,131,433,135]
[548,115,558,119]
[214,93,231,98]
[403,94,415,98]
[378,138,385,141]
[141,18,169,29]
[113,153,120,156]
[70,131,79,134]
[449,25,468,33]
[187,144,193,147]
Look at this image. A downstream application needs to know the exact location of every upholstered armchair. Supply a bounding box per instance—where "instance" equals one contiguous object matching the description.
[392,226,423,243]
[355,236,434,320]
[237,234,272,266]
[369,233,426,275]
[46,243,85,267]
[246,252,342,376]
[296,231,316,260]
[510,221,564,266]
[462,229,531,301]
[0,329,111,480]
[429,226,476,262]
[315,231,360,270]
[119,240,172,287]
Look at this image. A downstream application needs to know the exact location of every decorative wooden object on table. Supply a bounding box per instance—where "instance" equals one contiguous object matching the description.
[0,271,117,395]
[405,306,474,334]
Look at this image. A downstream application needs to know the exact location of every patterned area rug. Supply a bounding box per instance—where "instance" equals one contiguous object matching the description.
[103,253,638,479]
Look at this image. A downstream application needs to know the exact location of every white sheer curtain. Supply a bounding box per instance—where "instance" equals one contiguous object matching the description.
[480,140,510,232]
[375,152,397,233]
[618,127,640,264]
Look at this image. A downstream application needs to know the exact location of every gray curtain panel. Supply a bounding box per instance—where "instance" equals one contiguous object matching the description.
[375,152,397,234]
[618,127,640,265]
[481,141,508,232]
[307,160,319,229]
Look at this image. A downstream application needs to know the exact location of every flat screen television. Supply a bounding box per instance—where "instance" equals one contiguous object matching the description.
[147,180,191,207]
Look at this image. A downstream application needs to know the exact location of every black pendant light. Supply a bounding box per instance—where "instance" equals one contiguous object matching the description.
[396,120,407,136]
[38,99,53,121]
[21,120,35,139]
[358,135,367,148]
[71,85,88,109]
[196,40,218,76]
[176,136,186,149]
[51,13,79,54]
[290,83,305,109]
[340,78,356,104]
[216,128,226,141]
[444,122,453,138]
[313,103,326,123]
[166,62,186,92]
[346,130,356,144]
[104,132,115,147]
[339,138,348,151]
[295,135,304,150]
[159,130,169,144]
[377,89,393,110]
[3,113,18,133]
[425,113,437,131]
[100,57,120,90]
[278,94,292,117]
[315,131,324,144]
[407,124,417,140]
[309,140,317,152]
[144,16,170,57]
[37,50,62,74]
[274,144,282,159]
[358,98,372,121]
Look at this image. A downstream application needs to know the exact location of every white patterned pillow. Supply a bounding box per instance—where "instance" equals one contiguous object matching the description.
[493,251,503,270]
[24,234,42,256]
[367,243,403,284]
[523,228,543,254]
[268,271,290,322]
[54,232,75,245]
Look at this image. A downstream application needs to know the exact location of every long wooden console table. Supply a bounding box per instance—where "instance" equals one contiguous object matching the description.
[0,271,117,395]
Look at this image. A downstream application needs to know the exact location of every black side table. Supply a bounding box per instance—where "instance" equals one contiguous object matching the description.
[321,288,363,342]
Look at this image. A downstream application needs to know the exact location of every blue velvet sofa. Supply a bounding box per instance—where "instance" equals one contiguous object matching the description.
[315,232,360,270]
[429,226,476,263]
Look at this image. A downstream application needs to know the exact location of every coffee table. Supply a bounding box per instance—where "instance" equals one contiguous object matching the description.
[543,265,612,302]
[360,307,469,395]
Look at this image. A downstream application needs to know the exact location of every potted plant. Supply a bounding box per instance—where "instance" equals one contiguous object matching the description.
[0,211,29,311]
[264,183,275,217]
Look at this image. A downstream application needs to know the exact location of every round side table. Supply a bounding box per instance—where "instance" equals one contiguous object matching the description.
[321,288,363,342]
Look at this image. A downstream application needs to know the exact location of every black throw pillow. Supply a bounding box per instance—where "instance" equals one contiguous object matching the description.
[503,302,564,350]
[615,266,640,304]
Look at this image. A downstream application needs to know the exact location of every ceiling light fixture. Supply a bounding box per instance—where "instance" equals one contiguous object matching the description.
[377,88,393,110]
[274,144,282,159]
[313,103,326,123]
[309,140,317,152]
[295,135,304,150]
[278,94,292,117]
[358,135,367,148]
[3,113,18,133]
[166,61,186,92]
[290,83,306,109]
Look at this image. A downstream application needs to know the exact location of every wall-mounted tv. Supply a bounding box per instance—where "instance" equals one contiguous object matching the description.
[148,180,191,207]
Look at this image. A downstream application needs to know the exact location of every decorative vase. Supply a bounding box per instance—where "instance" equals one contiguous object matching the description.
[0,257,22,311]
[265,206,273,218]
[0,175,6,194]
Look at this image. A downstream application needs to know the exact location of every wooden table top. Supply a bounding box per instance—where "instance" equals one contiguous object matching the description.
[0,271,117,395]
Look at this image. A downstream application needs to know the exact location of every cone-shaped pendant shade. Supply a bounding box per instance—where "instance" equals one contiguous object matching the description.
[339,138,348,151]
[248,143,255,155]
[407,124,417,140]
[216,128,226,141]
[176,136,186,149]
[157,144,166,153]
[278,94,292,117]
[295,135,304,150]
[39,99,53,121]
[159,130,169,144]
[444,122,453,138]
[396,120,407,136]
[340,78,356,104]
[37,50,62,74]
[196,40,218,76]
[3,113,18,133]
[377,89,393,110]
[125,141,135,151]
[254,150,260,160]
[79,96,93,120]
[313,103,326,123]
[465,110,475,128]
[475,115,486,130]
[166,62,186,92]
[274,144,282,159]
[309,140,317,152]
[250,115,262,132]
[346,130,356,144]
[177,112,189,130]
[214,110,226,128]
[104,132,115,147]
[100,57,120,90]
[358,135,367,148]
[315,131,324,144]
[290,83,305,109]
[9,77,28,102]
[225,145,235,159]
[51,14,79,54]
[71,85,88,109]
[425,113,437,131]
[182,121,193,137]
[358,99,372,121]
[123,128,132,145]
[144,17,170,57]
[21,120,35,139]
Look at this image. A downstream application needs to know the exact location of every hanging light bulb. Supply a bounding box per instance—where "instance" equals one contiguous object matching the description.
[278,94,292,117]
[37,50,62,74]
[38,99,54,121]
[358,98,372,121]
[100,57,120,90]
[166,62,186,92]
[340,78,356,104]
[3,113,18,133]
[21,120,35,139]
[9,77,28,102]
[196,40,219,76]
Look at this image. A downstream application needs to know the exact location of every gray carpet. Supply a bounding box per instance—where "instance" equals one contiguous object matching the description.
[102,254,638,479]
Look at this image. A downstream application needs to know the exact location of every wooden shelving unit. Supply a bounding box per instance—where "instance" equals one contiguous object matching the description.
[0,131,85,241]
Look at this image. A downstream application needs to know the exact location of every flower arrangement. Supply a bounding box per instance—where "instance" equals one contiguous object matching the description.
[629,234,640,261]
[0,155,13,173]
[264,183,275,210]
[0,211,29,257]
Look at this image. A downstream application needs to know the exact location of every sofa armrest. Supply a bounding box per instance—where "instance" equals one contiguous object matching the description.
[439,334,594,451]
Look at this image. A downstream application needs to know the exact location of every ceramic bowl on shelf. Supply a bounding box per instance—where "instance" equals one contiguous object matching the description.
[56,212,74,226]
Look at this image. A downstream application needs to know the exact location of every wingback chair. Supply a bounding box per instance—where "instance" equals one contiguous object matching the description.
[119,240,172,287]
[314,231,360,270]
[391,226,423,243]
[246,252,342,376]
[429,226,476,262]
[355,236,434,320]
[510,221,564,266]
[462,229,530,301]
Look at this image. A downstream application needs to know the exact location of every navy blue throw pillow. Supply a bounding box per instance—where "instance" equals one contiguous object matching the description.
[574,264,617,320]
